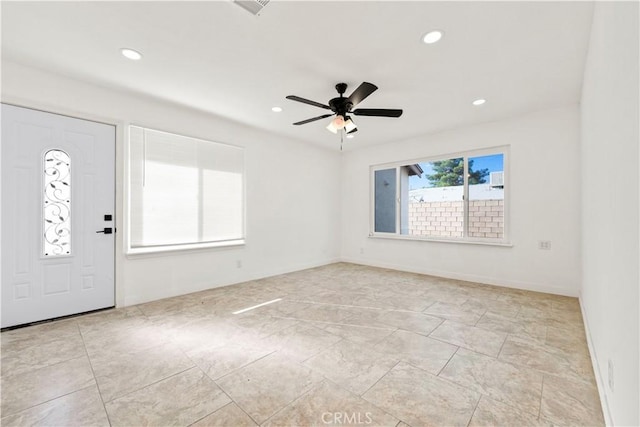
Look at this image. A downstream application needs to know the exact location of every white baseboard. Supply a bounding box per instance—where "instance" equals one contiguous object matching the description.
[339,257,578,297]
[122,257,342,306]
[579,295,614,426]
[241,257,343,284]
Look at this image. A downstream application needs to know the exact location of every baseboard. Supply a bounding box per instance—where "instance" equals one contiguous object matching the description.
[241,257,343,285]
[122,257,342,306]
[339,257,578,297]
[579,296,614,426]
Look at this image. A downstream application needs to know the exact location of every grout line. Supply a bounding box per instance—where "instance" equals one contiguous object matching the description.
[212,350,277,382]
[426,317,446,336]
[359,360,402,397]
[232,399,261,427]
[421,300,437,313]
[77,321,113,426]
[537,375,545,420]
[426,318,447,337]
[475,312,488,328]
[543,325,549,344]
[404,357,482,399]
[496,396,544,421]
[300,338,346,364]
[281,298,429,315]
[1,344,86,382]
[212,379,261,426]
[436,346,460,377]
[362,326,399,348]
[186,401,234,427]
[495,332,509,359]
[473,309,488,326]
[513,304,523,319]
[0,383,98,421]
[257,319,303,340]
[324,377,401,425]
[104,365,196,405]
[255,372,325,425]
[426,333,500,359]
[465,394,483,427]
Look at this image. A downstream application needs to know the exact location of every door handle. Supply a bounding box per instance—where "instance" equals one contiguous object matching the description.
[96,228,113,234]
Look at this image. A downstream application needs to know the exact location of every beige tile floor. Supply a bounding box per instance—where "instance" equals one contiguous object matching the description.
[0,263,604,427]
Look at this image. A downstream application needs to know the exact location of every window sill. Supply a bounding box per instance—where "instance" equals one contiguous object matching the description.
[369,234,513,247]
[126,239,245,257]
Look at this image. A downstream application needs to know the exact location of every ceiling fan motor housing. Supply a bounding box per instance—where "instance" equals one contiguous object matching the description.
[330,83,352,116]
[329,97,353,116]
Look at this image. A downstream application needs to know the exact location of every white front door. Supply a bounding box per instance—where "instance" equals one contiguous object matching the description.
[1,104,115,328]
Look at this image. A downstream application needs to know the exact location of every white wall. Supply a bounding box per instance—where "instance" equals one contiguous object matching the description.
[341,106,582,296]
[1,60,342,306]
[580,2,639,426]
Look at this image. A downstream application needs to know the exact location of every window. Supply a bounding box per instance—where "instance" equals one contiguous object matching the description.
[43,149,71,256]
[371,148,507,243]
[127,126,244,253]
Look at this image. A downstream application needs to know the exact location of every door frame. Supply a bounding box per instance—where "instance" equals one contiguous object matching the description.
[1,98,124,309]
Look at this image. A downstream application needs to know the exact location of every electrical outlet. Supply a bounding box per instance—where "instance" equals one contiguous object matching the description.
[359,247,364,254]
[538,240,551,250]
[236,260,242,268]
[608,359,614,391]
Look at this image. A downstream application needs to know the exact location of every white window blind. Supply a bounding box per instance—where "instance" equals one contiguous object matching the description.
[128,126,244,252]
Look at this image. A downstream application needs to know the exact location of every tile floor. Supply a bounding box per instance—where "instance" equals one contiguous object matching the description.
[1,263,604,426]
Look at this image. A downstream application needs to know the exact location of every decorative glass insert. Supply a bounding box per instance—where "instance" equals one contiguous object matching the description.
[43,149,71,256]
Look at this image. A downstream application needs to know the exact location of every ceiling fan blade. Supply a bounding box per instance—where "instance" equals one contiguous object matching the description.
[286,95,332,110]
[293,114,334,125]
[347,82,378,107]
[352,108,403,118]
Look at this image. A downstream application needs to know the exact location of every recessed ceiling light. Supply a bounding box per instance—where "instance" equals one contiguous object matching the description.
[472,98,486,106]
[271,106,283,112]
[422,30,444,44]
[346,134,355,139]
[121,48,143,61]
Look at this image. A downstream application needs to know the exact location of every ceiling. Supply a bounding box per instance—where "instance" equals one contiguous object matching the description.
[1,1,594,151]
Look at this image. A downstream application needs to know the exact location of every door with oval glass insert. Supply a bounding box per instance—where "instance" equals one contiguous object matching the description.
[1,104,115,328]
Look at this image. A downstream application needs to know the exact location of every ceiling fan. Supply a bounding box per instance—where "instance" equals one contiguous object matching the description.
[286,82,403,135]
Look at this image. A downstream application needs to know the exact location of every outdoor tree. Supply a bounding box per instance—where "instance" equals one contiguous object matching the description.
[425,158,489,187]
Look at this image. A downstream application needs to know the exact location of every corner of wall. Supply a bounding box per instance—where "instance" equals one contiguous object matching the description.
[580,294,614,426]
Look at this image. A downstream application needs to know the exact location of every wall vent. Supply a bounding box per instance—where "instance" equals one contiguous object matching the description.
[490,171,504,188]
[234,0,270,16]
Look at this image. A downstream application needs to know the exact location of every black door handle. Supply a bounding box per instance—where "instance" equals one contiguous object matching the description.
[96,228,113,234]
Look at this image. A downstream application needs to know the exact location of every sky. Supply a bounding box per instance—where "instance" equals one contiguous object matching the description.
[409,153,503,190]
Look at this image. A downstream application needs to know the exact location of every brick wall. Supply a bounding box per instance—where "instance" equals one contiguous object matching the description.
[408,200,503,239]
[408,201,464,238]
[468,200,504,238]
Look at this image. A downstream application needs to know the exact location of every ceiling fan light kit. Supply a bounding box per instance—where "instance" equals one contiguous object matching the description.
[286,82,403,140]
[344,118,357,133]
[326,115,345,134]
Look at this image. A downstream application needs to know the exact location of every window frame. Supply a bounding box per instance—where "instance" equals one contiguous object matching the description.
[369,146,510,245]
[125,125,246,255]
